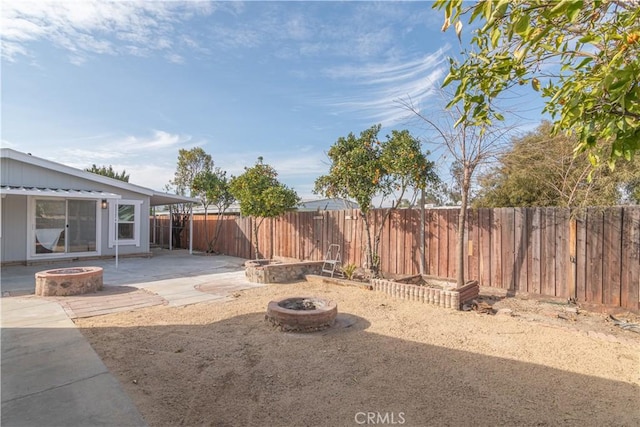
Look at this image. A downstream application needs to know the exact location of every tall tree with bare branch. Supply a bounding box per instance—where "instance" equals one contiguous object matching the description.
[400,98,511,287]
[167,148,212,248]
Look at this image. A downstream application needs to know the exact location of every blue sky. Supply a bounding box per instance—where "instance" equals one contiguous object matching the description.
[1,1,543,200]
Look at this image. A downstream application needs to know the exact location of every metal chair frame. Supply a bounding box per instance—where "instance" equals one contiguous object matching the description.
[321,244,343,278]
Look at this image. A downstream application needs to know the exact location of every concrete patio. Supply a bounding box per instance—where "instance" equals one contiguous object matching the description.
[1,248,261,426]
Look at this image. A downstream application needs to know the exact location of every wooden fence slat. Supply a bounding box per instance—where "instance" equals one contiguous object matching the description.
[541,208,557,296]
[397,210,405,275]
[467,209,480,283]
[491,208,503,288]
[586,208,604,304]
[409,209,420,274]
[575,214,587,303]
[514,208,528,292]
[437,210,448,277]
[527,208,540,293]
[621,208,640,311]
[447,209,457,279]
[555,208,570,298]
[602,208,622,306]
[479,208,492,287]
[499,208,514,292]
[427,210,438,276]
[381,210,392,274]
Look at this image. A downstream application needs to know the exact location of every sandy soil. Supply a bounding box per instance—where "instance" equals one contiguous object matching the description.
[76,281,640,427]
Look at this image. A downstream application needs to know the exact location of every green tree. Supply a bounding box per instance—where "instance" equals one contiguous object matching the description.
[192,168,235,253]
[314,125,438,277]
[167,148,212,248]
[475,121,640,208]
[85,164,130,182]
[229,157,300,259]
[434,0,640,164]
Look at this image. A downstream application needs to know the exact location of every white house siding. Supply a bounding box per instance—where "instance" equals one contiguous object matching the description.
[1,195,28,263]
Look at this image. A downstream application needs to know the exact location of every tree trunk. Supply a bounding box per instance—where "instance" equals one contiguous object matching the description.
[252,218,264,259]
[171,212,186,248]
[456,168,472,288]
[203,208,213,253]
[361,212,376,277]
[210,213,225,253]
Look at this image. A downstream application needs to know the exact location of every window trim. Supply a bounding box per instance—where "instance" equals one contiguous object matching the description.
[108,199,142,248]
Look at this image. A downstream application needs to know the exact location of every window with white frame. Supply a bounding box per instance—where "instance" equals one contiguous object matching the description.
[109,199,142,247]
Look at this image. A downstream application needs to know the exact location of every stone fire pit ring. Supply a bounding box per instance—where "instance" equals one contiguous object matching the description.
[35,267,103,297]
[266,296,337,332]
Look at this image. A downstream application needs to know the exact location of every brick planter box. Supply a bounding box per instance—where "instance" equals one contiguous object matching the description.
[370,276,479,310]
[245,259,324,284]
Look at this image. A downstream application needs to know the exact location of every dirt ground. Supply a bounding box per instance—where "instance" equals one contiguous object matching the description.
[76,281,640,427]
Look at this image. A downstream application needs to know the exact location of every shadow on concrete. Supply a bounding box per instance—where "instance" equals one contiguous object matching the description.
[2,324,146,427]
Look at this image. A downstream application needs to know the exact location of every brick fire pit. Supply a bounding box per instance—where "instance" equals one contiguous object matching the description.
[266,297,337,332]
[35,267,103,297]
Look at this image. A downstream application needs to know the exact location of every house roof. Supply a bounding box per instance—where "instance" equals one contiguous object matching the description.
[0,186,122,200]
[298,198,359,211]
[0,148,197,206]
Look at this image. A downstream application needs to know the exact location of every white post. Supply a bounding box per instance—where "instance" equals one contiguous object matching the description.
[169,205,173,251]
[152,206,156,245]
[189,204,193,255]
[115,203,119,269]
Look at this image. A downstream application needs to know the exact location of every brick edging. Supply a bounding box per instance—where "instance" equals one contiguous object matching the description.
[371,278,479,310]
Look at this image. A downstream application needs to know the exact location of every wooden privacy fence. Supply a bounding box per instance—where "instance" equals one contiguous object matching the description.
[151,206,640,311]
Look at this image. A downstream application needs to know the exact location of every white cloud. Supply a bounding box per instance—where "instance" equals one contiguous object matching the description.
[323,48,449,127]
[124,163,175,191]
[1,1,440,70]
[0,1,217,62]
[24,130,196,191]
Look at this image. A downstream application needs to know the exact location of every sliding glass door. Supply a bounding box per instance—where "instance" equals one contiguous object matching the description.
[67,200,97,253]
[35,200,66,254]
[34,199,97,255]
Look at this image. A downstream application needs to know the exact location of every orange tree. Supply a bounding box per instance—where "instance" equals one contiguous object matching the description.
[314,125,438,278]
[229,157,299,259]
[435,0,640,165]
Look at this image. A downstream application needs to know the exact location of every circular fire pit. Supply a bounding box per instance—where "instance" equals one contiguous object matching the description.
[266,296,337,332]
[35,267,103,296]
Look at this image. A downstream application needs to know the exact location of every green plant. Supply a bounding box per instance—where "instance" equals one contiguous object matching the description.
[229,157,300,259]
[434,0,640,164]
[342,263,357,280]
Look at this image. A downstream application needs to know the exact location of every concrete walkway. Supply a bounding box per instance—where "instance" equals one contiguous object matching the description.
[1,297,147,426]
[1,249,263,426]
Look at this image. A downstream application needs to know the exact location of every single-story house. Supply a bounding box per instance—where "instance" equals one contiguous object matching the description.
[0,148,197,265]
